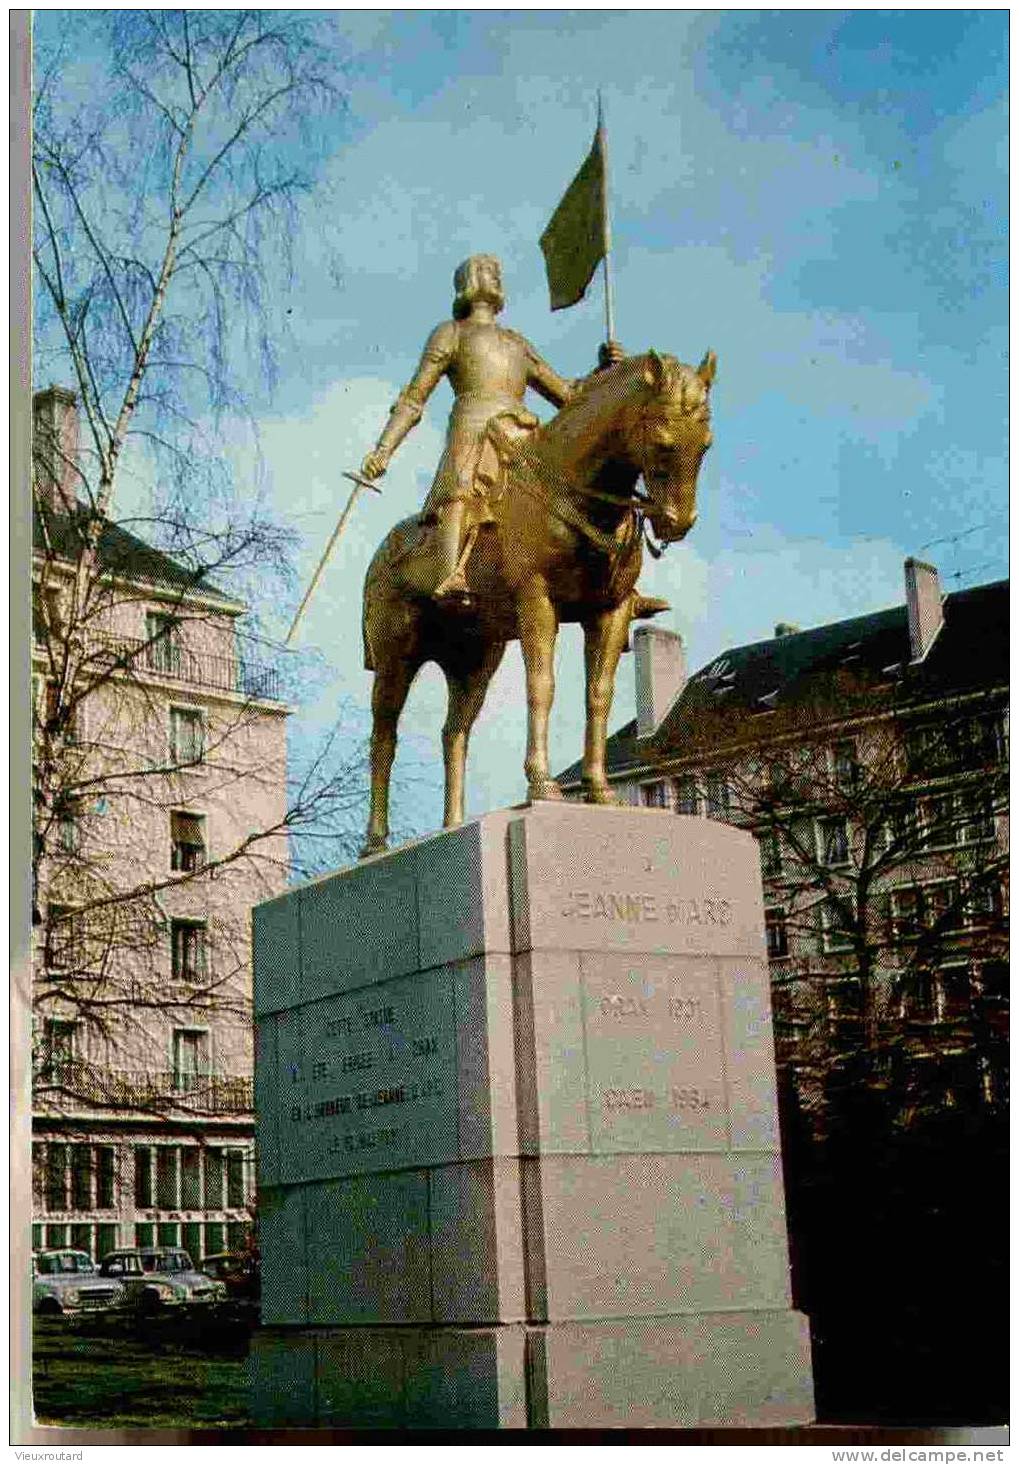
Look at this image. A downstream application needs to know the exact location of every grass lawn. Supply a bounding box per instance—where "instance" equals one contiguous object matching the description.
[32,1310,254,1431]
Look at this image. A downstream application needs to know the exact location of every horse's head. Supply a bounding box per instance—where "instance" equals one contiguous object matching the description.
[630,350,716,544]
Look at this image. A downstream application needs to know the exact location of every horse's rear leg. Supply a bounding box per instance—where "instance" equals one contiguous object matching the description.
[581,602,633,803]
[441,643,506,828]
[362,657,418,857]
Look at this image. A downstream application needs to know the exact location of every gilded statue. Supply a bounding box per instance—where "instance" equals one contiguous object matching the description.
[359,253,716,855]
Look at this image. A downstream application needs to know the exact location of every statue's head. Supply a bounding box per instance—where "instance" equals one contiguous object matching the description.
[452,254,505,319]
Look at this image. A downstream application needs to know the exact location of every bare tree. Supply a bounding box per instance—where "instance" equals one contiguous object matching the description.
[28,12,362,1114]
[710,698,1009,1131]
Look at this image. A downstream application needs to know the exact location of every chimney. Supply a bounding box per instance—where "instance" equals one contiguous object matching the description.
[33,386,80,515]
[634,626,686,738]
[904,557,944,662]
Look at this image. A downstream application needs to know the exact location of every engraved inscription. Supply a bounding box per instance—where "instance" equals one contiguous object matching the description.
[562,890,733,926]
[276,972,458,1183]
[581,952,730,1154]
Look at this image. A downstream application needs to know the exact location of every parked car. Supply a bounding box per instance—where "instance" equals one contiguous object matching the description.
[199,1251,260,1304]
[33,1249,126,1317]
[97,1248,226,1311]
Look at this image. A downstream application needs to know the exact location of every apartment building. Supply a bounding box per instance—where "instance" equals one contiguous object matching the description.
[31,386,290,1261]
[558,559,1008,1118]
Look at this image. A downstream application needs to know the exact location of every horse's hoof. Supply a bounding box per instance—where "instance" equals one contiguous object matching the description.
[527,780,564,804]
[582,783,618,806]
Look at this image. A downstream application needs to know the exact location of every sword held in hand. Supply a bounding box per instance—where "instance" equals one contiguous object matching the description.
[285,470,382,646]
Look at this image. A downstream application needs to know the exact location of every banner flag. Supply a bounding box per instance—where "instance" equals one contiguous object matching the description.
[539,125,607,311]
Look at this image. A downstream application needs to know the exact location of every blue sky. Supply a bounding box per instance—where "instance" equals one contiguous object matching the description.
[35,10,1009,837]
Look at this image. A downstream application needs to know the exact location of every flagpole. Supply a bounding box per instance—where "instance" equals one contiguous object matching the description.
[597,90,616,343]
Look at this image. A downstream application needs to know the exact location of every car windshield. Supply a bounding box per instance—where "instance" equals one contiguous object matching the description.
[145,1252,191,1273]
[105,1254,143,1275]
[36,1252,95,1276]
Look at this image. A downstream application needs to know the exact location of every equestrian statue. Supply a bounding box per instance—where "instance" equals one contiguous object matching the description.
[357,253,716,855]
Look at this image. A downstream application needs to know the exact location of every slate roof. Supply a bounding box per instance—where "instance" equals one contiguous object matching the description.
[558,578,1009,787]
[33,502,240,608]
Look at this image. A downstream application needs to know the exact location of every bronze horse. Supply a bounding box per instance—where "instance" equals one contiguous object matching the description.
[360,349,716,854]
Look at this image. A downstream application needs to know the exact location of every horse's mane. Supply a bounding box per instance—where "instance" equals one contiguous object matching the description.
[539,351,698,444]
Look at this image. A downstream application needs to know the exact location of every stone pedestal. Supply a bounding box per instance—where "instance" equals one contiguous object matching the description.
[250,805,813,1429]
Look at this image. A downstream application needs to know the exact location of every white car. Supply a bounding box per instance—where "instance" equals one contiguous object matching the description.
[33,1249,126,1316]
[98,1247,226,1311]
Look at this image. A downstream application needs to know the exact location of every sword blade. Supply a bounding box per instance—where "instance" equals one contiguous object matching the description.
[285,471,382,645]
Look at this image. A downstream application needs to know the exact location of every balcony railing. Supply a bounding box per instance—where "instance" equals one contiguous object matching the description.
[34,1060,253,1115]
[89,633,281,702]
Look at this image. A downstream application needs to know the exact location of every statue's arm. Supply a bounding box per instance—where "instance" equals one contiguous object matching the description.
[363,322,457,478]
[524,342,578,408]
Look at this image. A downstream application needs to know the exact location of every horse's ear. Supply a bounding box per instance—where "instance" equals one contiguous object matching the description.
[642,351,666,391]
[697,350,717,388]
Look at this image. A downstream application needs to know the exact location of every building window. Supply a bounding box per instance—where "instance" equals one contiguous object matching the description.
[135,1223,154,1248]
[71,1223,92,1255]
[675,776,699,816]
[965,882,1002,928]
[134,1147,153,1209]
[55,796,82,854]
[958,789,996,844]
[169,706,204,764]
[183,1222,203,1263]
[170,811,206,872]
[765,907,789,959]
[759,829,783,879]
[71,1146,93,1210]
[227,1221,249,1252]
[883,801,920,853]
[44,906,79,972]
[922,794,958,850]
[889,887,924,943]
[42,1018,77,1081]
[817,816,850,867]
[226,1150,246,1209]
[922,879,961,936]
[95,1223,118,1261]
[145,611,183,676]
[156,1148,178,1209]
[181,1149,202,1210]
[32,1144,46,1208]
[157,1222,180,1248]
[45,1224,69,1249]
[45,1144,68,1212]
[703,772,730,820]
[825,977,862,1026]
[95,1147,115,1209]
[832,739,858,792]
[172,1029,209,1093]
[204,1222,225,1256]
[640,780,671,810]
[204,1150,224,1210]
[171,920,208,985]
[819,899,854,954]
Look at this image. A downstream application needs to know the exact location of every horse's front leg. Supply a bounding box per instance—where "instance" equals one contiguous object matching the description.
[581,601,633,804]
[441,642,506,827]
[517,578,562,801]
[361,657,417,857]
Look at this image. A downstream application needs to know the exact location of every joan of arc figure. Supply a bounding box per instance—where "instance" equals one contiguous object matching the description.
[362,253,617,603]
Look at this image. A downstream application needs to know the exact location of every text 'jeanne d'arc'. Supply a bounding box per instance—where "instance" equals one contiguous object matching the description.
[561,890,732,926]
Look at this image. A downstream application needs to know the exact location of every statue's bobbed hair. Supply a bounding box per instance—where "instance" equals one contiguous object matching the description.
[452,254,505,320]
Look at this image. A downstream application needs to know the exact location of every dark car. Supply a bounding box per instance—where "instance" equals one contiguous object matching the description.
[98,1247,226,1311]
[199,1251,260,1304]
